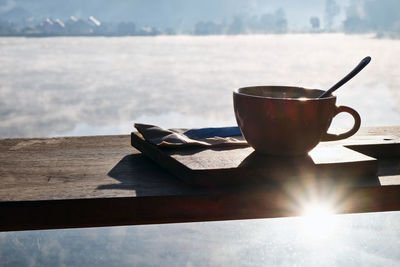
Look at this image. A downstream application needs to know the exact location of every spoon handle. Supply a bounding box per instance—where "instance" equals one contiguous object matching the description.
[319,56,371,98]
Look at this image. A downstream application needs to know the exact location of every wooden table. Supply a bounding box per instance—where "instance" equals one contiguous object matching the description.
[1,127,400,232]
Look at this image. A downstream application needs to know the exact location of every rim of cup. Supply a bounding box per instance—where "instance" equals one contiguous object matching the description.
[234,86,336,101]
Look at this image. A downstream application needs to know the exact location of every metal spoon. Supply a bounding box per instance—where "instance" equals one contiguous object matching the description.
[319,56,371,98]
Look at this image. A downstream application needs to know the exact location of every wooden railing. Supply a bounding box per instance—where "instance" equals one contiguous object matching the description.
[0,127,399,231]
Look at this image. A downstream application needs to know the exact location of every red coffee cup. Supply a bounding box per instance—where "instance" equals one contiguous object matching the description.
[233,86,361,156]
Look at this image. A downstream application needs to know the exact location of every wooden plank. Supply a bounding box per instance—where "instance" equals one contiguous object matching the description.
[2,185,400,231]
[131,132,380,187]
[0,127,399,231]
[0,135,200,201]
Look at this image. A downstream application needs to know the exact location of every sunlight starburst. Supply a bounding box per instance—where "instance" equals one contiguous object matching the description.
[299,202,338,239]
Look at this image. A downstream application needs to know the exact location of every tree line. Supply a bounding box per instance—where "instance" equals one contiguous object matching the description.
[1,1,399,37]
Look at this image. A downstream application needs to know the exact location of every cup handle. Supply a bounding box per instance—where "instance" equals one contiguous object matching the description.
[321,105,361,141]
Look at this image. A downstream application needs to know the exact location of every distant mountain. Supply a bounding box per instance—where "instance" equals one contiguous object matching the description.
[0,0,350,30]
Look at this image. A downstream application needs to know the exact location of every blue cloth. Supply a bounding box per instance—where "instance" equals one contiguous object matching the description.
[183,126,241,139]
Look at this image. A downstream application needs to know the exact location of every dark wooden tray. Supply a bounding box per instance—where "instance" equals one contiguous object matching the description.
[130,132,389,187]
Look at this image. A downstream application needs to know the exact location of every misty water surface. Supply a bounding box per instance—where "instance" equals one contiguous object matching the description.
[1,33,400,138]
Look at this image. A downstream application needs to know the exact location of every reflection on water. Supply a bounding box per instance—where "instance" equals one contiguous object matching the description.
[1,211,400,266]
[1,34,400,138]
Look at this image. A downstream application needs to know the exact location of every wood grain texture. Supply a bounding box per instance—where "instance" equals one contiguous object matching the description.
[0,127,399,231]
[0,135,200,202]
[131,132,380,187]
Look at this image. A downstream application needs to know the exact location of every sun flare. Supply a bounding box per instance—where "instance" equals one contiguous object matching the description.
[299,202,338,238]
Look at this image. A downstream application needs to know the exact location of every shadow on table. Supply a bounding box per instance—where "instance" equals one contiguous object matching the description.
[100,154,202,196]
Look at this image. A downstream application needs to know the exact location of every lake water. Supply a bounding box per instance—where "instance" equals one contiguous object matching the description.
[1,33,400,138]
[1,34,400,266]
[1,212,400,266]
